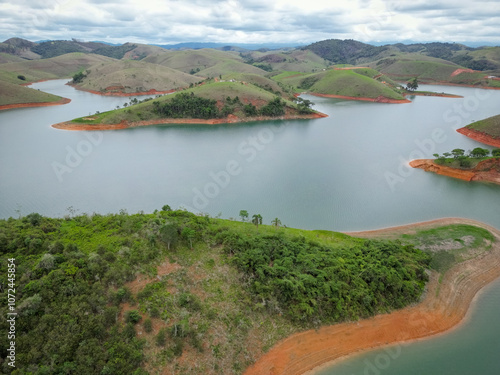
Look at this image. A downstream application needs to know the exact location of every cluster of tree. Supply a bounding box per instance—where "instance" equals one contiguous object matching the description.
[405,77,419,91]
[215,230,430,322]
[72,71,88,84]
[151,93,290,120]
[434,147,500,167]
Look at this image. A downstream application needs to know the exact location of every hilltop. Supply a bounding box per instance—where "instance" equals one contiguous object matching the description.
[53,80,326,130]
[69,59,201,95]
[273,67,408,103]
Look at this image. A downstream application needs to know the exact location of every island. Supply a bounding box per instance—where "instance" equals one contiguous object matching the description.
[457,114,500,148]
[52,80,327,131]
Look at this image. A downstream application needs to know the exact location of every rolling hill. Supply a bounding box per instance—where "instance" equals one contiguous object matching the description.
[0,80,63,107]
[70,60,201,94]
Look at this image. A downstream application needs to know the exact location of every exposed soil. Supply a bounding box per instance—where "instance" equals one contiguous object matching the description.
[51,112,328,131]
[410,159,500,185]
[310,92,411,104]
[457,127,500,148]
[244,218,500,375]
[0,97,71,111]
[450,68,479,77]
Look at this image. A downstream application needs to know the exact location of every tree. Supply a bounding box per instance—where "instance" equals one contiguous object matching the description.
[252,214,263,229]
[469,147,489,158]
[239,210,249,222]
[160,223,178,250]
[492,149,500,158]
[271,218,281,229]
[295,97,314,114]
[451,148,465,159]
[406,77,418,91]
[162,204,172,212]
[182,228,196,249]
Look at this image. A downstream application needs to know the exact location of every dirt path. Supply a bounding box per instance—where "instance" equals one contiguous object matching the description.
[244,218,500,375]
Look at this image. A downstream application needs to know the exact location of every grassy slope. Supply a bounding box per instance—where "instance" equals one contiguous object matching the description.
[0,52,116,83]
[70,81,298,125]
[222,72,290,97]
[74,60,201,93]
[121,43,170,60]
[253,50,329,72]
[197,60,267,77]
[465,114,500,138]
[0,52,25,64]
[274,68,405,99]
[0,80,62,106]
[143,49,242,74]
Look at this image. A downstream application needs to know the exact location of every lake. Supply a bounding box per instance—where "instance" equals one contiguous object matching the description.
[0,80,499,231]
[1,80,499,374]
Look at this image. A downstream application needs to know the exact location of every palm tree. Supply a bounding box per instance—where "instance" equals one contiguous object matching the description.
[252,214,263,229]
[271,217,281,230]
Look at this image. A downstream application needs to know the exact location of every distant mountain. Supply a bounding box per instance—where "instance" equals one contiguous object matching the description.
[155,42,299,51]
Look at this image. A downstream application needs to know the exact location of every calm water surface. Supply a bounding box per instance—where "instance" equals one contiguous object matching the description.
[1,80,499,374]
[0,80,499,231]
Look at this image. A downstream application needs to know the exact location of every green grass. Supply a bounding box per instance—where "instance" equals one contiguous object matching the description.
[466,114,500,138]
[0,80,62,106]
[197,60,268,77]
[399,224,495,272]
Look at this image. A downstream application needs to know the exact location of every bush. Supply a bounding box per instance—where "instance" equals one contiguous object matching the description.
[143,318,152,333]
[125,310,142,324]
[156,328,167,346]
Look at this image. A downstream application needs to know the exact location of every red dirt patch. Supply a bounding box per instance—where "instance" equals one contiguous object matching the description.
[450,68,478,77]
[457,127,500,148]
[126,261,182,294]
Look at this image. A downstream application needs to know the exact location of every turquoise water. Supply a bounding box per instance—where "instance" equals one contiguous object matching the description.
[315,277,500,375]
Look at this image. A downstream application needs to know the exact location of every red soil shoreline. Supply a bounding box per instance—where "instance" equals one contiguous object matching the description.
[67,83,176,97]
[244,218,500,375]
[309,92,411,104]
[410,159,500,185]
[0,97,71,111]
[51,112,328,131]
[457,127,500,148]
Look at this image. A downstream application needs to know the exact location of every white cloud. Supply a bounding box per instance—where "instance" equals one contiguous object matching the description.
[0,0,498,45]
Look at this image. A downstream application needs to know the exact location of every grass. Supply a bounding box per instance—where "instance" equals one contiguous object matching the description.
[73,59,200,93]
[465,114,500,138]
[399,224,495,272]
[0,79,62,106]
[197,60,268,77]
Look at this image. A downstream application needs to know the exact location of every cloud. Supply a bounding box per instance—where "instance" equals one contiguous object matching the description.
[0,0,498,45]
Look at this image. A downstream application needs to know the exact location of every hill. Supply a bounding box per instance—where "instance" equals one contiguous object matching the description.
[0,80,65,108]
[196,60,268,77]
[221,72,291,98]
[242,49,329,73]
[303,39,387,65]
[53,80,325,130]
[273,67,407,102]
[0,209,440,374]
[457,114,500,148]
[142,49,242,74]
[0,52,25,64]
[70,60,201,94]
[0,52,116,83]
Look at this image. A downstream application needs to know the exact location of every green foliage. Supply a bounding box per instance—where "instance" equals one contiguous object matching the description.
[152,92,219,119]
[259,97,285,117]
[126,310,142,324]
[17,74,26,81]
[243,103,258,116]
[72,71,87,84]
[406,77,419,91]
[215,230,430,322]
[239,210,249,221]
[299,76,319,90]
[493,149,500,157]
[143,318,153,333]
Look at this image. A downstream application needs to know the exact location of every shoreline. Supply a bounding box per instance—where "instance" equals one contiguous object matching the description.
[0,97,71,111]
[51,111,328,131]
[410,159,500,185]
[457,127,500,148]
[67,82,177,97]
[243,218,500,375]
[309,92,411,104]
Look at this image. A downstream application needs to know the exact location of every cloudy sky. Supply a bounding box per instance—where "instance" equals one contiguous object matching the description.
[1,0,499,46]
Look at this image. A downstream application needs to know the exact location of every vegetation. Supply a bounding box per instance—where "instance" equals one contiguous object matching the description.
[0,80,62,106]
[433,147,500,168]
[0,208,457,374]
[465,114,500,139]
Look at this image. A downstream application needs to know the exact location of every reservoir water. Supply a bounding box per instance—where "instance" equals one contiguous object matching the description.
[0,80,499,374]
[0,80,499,231]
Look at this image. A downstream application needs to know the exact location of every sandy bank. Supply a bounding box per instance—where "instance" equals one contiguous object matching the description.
[410,159,500,185]
[52,112,328,131]
[457,127,500,148]
[244,218,500,375]
[67,83,176,97]
[0,97,71,111]
[310,92,410,104]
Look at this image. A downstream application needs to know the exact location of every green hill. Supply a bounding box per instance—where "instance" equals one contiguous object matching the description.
[0,209,439,374]
[0,80,63,106]
[71,60,201,94]
[0,52,116,83]
[465,114,500,138]
[66,80,313,126]
[142,49,242,74]
[244,49,329,72]
[274,68,405,100]
[0,52,25,64]
[197,60,268,77]
[222,72,291,98]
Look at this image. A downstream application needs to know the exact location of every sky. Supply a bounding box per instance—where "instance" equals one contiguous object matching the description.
[1,0,499,46]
